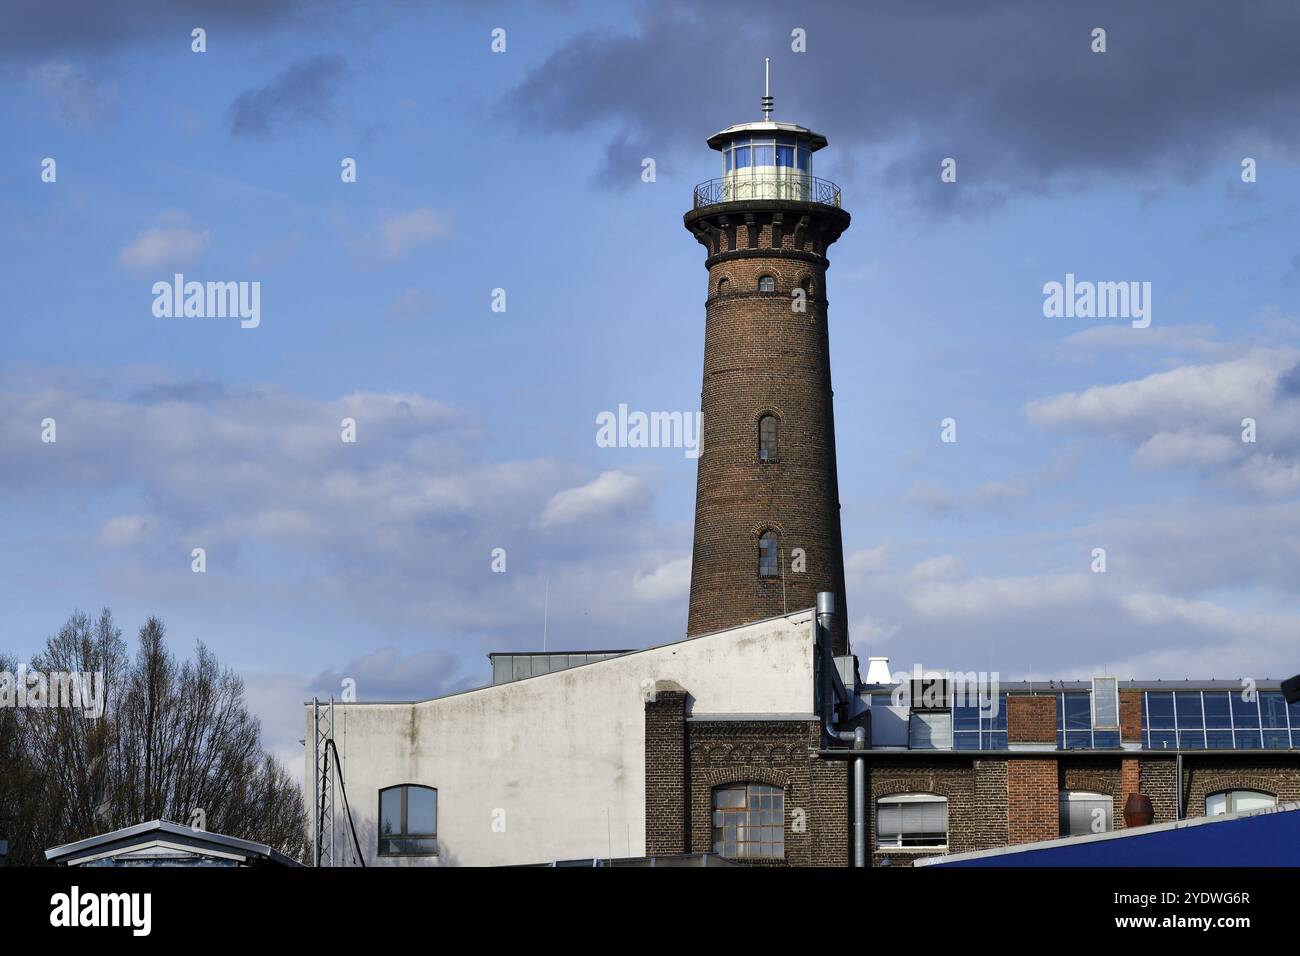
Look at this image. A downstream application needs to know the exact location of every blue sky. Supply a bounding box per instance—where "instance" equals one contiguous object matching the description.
[3,0,1300,770]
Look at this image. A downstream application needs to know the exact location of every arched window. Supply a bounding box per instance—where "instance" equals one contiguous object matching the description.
[1060,791,1112,836]
[877,793,948,848]
[758,414,778,462]
[712,782,784,859]
[758,530,779,577]
[716,276,730,295]
[1205,789,1275,816]
[379,784,438,856]
[758,274,776,293]
[799,276,813,296]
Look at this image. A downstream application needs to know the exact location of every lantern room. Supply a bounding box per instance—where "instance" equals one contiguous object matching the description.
[693,60,840,208]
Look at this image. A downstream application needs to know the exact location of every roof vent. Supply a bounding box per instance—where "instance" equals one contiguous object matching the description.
[864,656,892,684]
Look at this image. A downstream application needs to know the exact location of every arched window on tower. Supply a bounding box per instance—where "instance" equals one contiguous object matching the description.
[716,276,729,295]
[758,414,778,462]
[758,530,779,577]
[758,274,776,293]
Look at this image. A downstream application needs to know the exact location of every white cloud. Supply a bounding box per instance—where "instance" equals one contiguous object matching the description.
[119,223,212,271]
[907,573,1093,617]
[378,208,449,259]
[1231,454,1300,495]
[846,545,889,575]
[0,373,684,657]
[907,554,964,581]
[98,514,153,548]
[631,554,691,602]
[1028,348,1297,433]
[1029,346,1300,493]
[538,470,648,528]
[1132,430,1241,470]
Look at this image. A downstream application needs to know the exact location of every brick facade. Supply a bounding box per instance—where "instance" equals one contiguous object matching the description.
[868,756,1006,866]
[644,687,851,866]
[1120,689,1143,743]
[1007,694,1057,744]
[683,201,853,655]
[645,691,1300,866]
[1008,757,1059,844]
[1140,757,1179,823]
[643,681,689,855]
[1182,758,1300,815]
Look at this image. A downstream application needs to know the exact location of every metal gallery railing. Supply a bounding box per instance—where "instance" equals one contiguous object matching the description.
[692,175,842,209]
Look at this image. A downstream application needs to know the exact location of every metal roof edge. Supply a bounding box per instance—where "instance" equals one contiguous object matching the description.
[914,801,1300,867]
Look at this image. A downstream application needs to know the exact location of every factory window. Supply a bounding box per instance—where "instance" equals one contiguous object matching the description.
[1060,791,1112,836]
[712,783,784,859]
[1092,677,1119,728]
[758,414,778,462]
[1205,790,1275,817]
[758,274,775,293]
[378,784,438,856]
[758,530,779,577]
[908,711,952,750]
[877,794,947,849]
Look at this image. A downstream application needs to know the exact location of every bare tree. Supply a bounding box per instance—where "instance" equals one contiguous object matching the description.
[0,609,306,865]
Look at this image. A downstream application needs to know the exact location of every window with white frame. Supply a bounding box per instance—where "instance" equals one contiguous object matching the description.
[1205,789,1276,816]
[1092,677,1119,729]
[908,711,952,750]
[876,793,948,848]
[1060,791,1112,836]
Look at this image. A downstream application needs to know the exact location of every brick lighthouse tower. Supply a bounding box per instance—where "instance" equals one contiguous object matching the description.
[684,63,852,655]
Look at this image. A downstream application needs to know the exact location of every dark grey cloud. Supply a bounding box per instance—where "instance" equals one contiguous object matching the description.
[0,0,326,62]
[1278,361,1300,398]
[309,646,477,701]
[500,0,1300,209]
[227,54,348,139]
[129,381,229,405]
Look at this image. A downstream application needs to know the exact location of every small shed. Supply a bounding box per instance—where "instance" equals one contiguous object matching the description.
[45,820,302,867]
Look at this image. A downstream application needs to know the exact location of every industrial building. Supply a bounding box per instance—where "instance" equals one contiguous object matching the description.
[303,76,1300,868]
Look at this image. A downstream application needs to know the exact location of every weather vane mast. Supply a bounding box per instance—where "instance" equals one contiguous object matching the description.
[761,57,773,120]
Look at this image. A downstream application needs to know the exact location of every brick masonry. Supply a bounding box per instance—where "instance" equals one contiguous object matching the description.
[1120,689,1143,743]
[1008,757,1059,844]
[868,756,1007,866]
[686,718,848,867]
[643,682,689,855]
[645,685,1300,866]
[683,202,852,655]
[644,685,1300,866]
[1007,694,1057,744]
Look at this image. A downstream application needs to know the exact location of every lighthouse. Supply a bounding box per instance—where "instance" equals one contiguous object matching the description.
[683,62,852,656]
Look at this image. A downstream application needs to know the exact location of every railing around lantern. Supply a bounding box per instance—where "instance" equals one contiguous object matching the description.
[692,176,842,209]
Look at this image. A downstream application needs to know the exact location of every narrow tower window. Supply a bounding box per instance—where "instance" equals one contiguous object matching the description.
[758,414,778,462]
[758,530,779,577]
[716,276,730,295]
[758,275,776,293]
